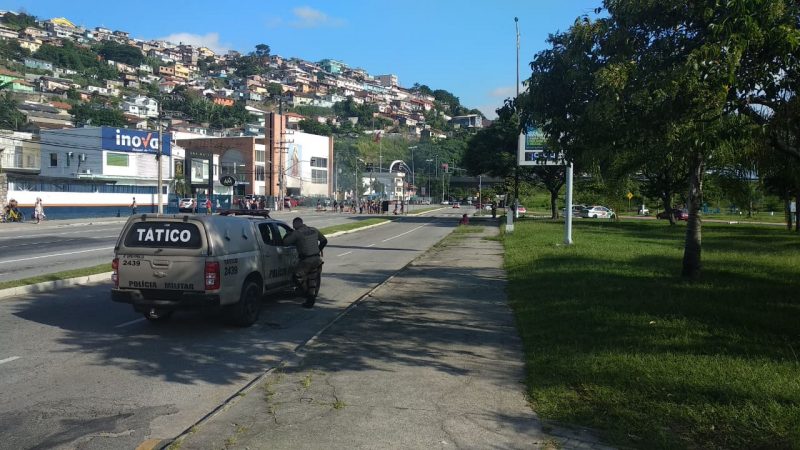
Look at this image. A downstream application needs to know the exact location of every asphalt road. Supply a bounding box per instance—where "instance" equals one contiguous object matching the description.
[0,207,465,449]
[0,205,433,283]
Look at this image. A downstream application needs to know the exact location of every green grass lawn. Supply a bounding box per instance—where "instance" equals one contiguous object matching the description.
[504,220,800,449]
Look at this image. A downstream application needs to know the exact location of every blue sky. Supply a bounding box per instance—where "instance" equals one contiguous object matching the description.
[1,0,601,118]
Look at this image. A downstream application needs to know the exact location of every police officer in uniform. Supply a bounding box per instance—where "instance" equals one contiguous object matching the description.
[284,217,328,308]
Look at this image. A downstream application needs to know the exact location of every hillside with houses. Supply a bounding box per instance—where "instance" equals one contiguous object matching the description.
[0,11,489,137]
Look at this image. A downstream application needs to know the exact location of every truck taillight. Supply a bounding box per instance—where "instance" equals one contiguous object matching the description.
[204,261,220,290]
[111,258,119,288]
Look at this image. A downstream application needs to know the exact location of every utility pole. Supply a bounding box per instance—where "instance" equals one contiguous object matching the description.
[408,146,417,195]
[278,101,285,210]
[441,162,446,203]
[157,100,164,214]
[514,16,521,219]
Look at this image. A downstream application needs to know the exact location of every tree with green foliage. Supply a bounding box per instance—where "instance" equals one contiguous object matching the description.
[254,44,270,59]
[433,89,460,114]
[0,11,38,31]
[604,1,798,279]
[410,83,433,97]
[0,39,30,62]
[298,119,333,136]
[197,56,221,75]
[160,86,255,129]
[95,41,144,66]
[463,100,563,217]
[525,0,800,280]
[71,102,126,127]
[34,40,119,81]
[266,83,283,97]
[233,55,259,78]
[0,91,27,130]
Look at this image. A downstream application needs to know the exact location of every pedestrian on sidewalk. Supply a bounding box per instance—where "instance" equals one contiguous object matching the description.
[34,197,45,223]
[459,213,470,225]
[205,197,212,215]
[130,197,137,215]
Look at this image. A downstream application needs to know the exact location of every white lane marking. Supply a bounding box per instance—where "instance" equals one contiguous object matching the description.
[0,247,114,265]
[115,318,146,328]
[11,235,119,248]
[382,225,426,242]
[337,251,353,257]
[0,227,122,239]
[367,243,376,247]
[0,356,21,365]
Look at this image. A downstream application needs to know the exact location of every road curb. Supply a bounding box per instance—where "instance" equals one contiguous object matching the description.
[0,272,112,301]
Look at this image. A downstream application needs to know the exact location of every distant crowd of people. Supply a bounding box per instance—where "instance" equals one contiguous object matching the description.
[236,197,268,210]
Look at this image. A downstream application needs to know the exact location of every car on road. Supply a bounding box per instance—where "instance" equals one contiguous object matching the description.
[516,205,527,217]
[657,208,689,220]
[562,204,587,217]
[284,197,298,208]
[178,198,194,212]
[111,211,299,327]
[581,205,615,219]
[452,202,460,208]
[440,200,450,205]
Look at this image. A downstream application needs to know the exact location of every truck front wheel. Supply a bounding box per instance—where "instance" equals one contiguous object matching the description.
[228,280,262,327]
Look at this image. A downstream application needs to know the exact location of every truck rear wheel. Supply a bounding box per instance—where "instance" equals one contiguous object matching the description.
[229,280,262,327]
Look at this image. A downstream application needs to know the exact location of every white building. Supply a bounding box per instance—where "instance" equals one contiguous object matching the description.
[120,95,159,118]
[283,131,332,198]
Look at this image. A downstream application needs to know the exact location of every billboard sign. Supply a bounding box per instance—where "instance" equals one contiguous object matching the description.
[517,126,565,166]
[101,127,171,156]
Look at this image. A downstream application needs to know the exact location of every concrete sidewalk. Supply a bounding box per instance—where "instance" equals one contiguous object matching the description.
[171,224,612,450]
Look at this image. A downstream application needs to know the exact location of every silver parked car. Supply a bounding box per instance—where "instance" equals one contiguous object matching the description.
[581,205,615,219]
[562,204,587,217]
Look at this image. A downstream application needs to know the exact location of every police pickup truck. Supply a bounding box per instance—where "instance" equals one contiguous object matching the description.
[111,211,298,326]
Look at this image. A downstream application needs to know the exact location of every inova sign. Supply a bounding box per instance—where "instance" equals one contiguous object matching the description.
[101,127,172,156]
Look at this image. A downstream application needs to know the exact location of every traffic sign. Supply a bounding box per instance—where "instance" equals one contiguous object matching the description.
[626,192,633,200]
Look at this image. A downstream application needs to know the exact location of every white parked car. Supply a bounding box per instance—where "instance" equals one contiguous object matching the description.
[581,205,616,219]
[178,198,194,212]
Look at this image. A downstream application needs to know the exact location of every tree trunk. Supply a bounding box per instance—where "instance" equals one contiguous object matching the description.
[681,151,704,280]
[661,193,675,225]
[795,193,799,233]
[550,189,558,219]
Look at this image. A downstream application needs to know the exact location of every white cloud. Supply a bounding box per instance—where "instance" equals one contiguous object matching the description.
[289,6,345,29]
[489,86,516,98]
[157,32,231,53]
